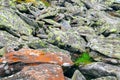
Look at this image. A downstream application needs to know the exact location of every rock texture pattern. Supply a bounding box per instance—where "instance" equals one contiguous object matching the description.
[0,0,120,80]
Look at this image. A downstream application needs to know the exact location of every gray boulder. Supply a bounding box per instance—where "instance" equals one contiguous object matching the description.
[87,37,120,59]
[79,62,120,80]
[48,28,86,52]
[0,7,33,37]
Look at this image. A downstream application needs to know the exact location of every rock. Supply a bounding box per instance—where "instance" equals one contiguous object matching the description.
[110,3,120,11]
[0,31,21,49]
[1,64,65,80]
[0,48,73,77]
[65,77,72,80]
[87,37,120,58]
[0,48,73,66]
[72,70,86,80]
[81,0,110,10]
[89,51,120,64]
[79,62,120,79]
[27,39,48,49]
[72,26,97,42]
[0,62,24,77]
[0,30,47,51]
[48,28,86,52]
[60,20,71,30]
[0,7,33,37]
[1,0,120,79]
[86,9,120,36]
[0,47,6,57]
[91,76,117,80]
[40,44,71,55]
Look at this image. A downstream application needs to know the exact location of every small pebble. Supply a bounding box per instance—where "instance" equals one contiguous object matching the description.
[62,63,71,67]
[2,60,7,64]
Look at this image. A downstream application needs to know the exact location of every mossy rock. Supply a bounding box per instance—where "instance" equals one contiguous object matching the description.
[28,40,47,49]
[0,7,33,36]
[48,28,86,53]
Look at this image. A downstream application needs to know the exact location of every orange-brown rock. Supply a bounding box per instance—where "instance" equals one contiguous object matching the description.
[0,48,73,66]
[0,48,73,78]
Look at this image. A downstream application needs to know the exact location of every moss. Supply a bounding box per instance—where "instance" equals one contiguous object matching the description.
[74,52,92,66]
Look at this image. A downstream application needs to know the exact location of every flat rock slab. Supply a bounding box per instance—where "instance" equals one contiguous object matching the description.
[0,7,32,36]
[0,48,73,66]
[1,64,65,80]
[48,28,86,52]
[88,37,120,58]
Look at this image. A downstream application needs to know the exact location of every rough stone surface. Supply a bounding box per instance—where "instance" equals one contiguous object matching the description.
[0,0,120,80]
[48,28,86,52]
[72,70,86,80]
[87,37,120,58]
[0,31,19,48]
[1,64,65,80]
[0,48,73,66]
[79,62,120,79]
[0,7,33,36]
[91,76,117,80]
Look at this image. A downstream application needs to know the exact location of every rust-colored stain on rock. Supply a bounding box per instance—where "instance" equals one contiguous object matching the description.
[0,48,73,80]
[0,48,73,66]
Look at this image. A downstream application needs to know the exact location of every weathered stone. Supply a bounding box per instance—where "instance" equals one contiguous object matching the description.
[27,39,48,49]
[86,9,120,36]
[48,28,86,52]
[91,76,117,80]
[1,64,65,80]
[79,62,120,79]
[0,7,32,36]
[89,51,120,64]
[0,48,73,77]
[40,44,71,55]
[0,47,6,57]
[72,70,86,80]
[72,26,97,41]
[87,37,120,59]
[0,48,73,66]
[0,31,21,49]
